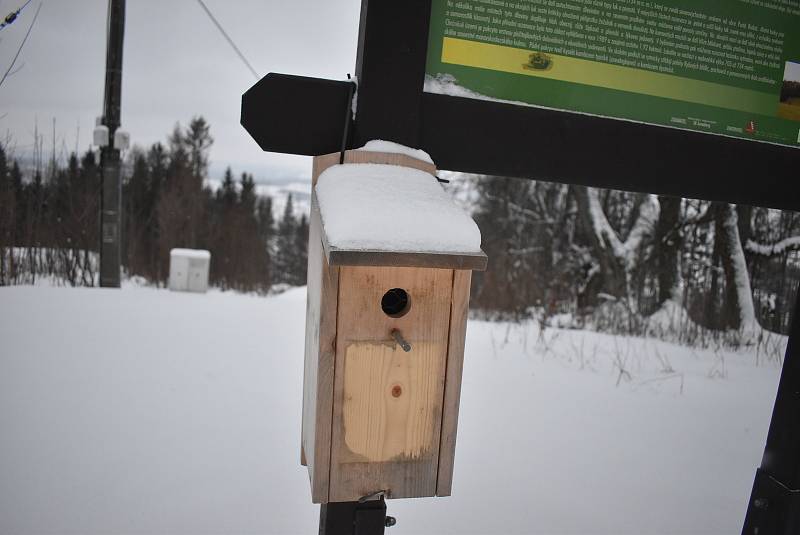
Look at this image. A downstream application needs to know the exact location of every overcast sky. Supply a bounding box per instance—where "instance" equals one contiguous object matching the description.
[0,0,361,182]
[786,61,800,83]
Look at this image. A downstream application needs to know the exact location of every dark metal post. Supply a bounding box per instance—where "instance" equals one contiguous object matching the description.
[742,290,800,534]
[319,498,394,535]
[351,0,431,148]
[99,0,125,288]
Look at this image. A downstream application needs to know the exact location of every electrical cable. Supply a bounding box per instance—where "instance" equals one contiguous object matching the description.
[194,0,259,81]
[0,0,33,31]
[0,1,41,89]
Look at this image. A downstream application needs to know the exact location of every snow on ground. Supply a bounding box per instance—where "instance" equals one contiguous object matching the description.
[0,285,782,534]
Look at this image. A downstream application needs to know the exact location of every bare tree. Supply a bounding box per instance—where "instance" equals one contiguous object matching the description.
[573,186,659,314]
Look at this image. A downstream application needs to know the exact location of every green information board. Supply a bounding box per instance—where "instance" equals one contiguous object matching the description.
[425,0,800,147]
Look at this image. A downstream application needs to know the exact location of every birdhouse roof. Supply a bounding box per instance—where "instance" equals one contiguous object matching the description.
[314,162,486,270]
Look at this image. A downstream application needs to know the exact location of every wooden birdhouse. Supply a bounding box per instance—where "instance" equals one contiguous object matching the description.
[301,145,487,504]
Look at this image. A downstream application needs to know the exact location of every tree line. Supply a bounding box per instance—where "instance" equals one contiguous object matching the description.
[469,175,800,343]
[780,80,800,102]
[0,117,308,291]
[2,117,799,348]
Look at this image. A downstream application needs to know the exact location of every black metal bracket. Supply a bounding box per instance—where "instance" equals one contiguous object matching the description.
[319,498,396,535]
[340,76,356,165]
[742,469,800,535]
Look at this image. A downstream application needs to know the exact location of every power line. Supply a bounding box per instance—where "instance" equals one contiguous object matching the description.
[0,0,33,31]
[194,0,259,81]
[0,1,41,89]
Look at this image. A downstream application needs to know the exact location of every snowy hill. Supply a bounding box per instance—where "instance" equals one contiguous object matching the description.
[206,176,311,218]
[0,285,781,534]
[255,180,311,217]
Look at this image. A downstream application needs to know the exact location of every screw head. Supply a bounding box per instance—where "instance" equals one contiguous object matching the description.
[385,516,397,528]
[753,498,769,510]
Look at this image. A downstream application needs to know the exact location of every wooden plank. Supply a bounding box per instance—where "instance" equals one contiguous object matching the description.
[329,266,454,502]
[326,246,488,271]
[340,149,437,176]
[311,149,437,186]
[301,184,340,504]
[436,270,472,496]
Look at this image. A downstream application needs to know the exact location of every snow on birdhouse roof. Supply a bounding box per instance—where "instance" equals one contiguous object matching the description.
[170,248,211,260]
[315,162,486,270]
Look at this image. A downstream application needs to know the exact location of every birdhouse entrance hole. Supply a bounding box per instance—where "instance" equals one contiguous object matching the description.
[381,288,410,318]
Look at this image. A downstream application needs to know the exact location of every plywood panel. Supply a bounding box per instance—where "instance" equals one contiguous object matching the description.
[301,189,339,504]
[329,266,454,502]
[436,270,472,496]
[342,341,442,462]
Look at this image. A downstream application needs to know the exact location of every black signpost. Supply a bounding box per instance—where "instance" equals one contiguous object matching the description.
[99,0,126,288]
[242,1,800,533]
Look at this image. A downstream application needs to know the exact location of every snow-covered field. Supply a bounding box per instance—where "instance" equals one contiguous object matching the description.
[0,285,783,534]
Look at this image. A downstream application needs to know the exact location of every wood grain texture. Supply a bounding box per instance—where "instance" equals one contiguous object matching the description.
[436,270,472,496]
[329,266,454,502]
[311,149,437,186]
[301,185,339,504]
[342,341,442,462]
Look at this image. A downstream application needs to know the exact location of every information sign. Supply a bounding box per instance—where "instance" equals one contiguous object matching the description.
[426,0,800,146]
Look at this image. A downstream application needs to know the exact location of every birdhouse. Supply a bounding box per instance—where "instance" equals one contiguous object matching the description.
[301,146,487,504]
[168,248,211,293]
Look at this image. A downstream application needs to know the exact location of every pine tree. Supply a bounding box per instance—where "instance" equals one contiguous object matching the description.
[256,196,274,288]
[238,172,269,291]
[220,167,237,207]
[292,213,309,286]
[239,172,257,213]
[184,116,213,184]
[0,144,14,283]
[274,194,297,284]
[210,166,238,288]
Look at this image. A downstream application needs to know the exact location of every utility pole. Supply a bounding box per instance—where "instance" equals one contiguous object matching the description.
[99,0,125,288]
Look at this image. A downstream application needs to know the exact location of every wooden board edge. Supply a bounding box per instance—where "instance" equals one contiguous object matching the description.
[327,247,488,271]
[436,269,472,497]
[311,258,339,504]
[306,171,341,504]
[312,152,342,186]
[313,149,438,187]
[315,197,486,271]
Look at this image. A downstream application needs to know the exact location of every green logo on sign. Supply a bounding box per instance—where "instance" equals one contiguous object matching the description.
[523,52,553,72]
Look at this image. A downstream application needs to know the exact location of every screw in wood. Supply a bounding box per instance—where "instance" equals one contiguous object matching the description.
[391,329,411,352]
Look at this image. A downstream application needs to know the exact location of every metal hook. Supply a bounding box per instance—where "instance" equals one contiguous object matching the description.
[358,489,387,503]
